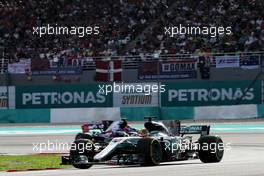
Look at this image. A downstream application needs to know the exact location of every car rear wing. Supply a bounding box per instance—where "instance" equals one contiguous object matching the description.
[179,125,210,136]
[162,120,210,137]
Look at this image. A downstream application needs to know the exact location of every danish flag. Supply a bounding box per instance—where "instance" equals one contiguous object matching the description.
[95,60,122,81]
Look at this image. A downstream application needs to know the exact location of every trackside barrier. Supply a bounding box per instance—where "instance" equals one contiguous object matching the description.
[120,107,195,121]
[12,80,262,109]
[0,109,50,123]
[194,104,258,120]
[120,107,160,121]
[161,107,194,120]
[50,107,121,123]
[256,104,264,118]
[0,104,263,123]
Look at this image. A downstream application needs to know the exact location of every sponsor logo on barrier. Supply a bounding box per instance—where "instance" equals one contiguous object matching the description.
[121,95,152,105]
[16,85,112,108]
[168,88,254,102]
[138,60,197,80]
[112,83,163,107]
[161,81,261,106]
[161,61,196,72]
[32,67,82,75]
[215,56,240,68]
[22,91,106,105]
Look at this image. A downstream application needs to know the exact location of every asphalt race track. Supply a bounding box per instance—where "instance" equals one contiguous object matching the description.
[0,122,264,176]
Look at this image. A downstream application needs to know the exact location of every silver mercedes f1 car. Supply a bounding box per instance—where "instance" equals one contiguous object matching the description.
[62,118,224,169]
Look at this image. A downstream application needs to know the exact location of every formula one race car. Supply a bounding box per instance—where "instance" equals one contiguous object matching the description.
[61,117,224,169]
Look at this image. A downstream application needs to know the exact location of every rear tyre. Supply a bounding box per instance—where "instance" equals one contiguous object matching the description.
[198,136,224,163]
[70,139,95,169]
[137,138,162,166]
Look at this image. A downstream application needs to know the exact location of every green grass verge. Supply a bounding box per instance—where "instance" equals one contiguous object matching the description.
[0,155,69,171]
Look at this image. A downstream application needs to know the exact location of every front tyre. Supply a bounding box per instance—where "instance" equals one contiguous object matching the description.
[137,138,162,166]
[70,139,95,169]
[198,136,224,163]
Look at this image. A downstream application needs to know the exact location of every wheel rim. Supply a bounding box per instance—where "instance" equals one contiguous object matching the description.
[151,140,162,164]
[216,140,224,160]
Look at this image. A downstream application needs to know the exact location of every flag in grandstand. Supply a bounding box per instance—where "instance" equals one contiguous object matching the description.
[95,60,122,81]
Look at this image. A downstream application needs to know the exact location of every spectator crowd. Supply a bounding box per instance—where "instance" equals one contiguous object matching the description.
[0,0,263,65]
[133,0,264,56]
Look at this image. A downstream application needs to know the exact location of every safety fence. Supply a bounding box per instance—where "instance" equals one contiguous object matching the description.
[1,52,263,74]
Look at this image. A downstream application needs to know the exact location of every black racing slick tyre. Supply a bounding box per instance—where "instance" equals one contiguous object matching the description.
[75,133,92,140]
[70,139,95,169]
[198,136,224,163]
[137,138,162,166]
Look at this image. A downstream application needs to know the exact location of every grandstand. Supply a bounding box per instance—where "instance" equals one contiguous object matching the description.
[0,0,263,95]
[0,0,263,70]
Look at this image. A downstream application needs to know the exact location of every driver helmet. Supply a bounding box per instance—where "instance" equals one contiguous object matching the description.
[138,128,148,137]
[81,123,89,133]
[119,119,128,129]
